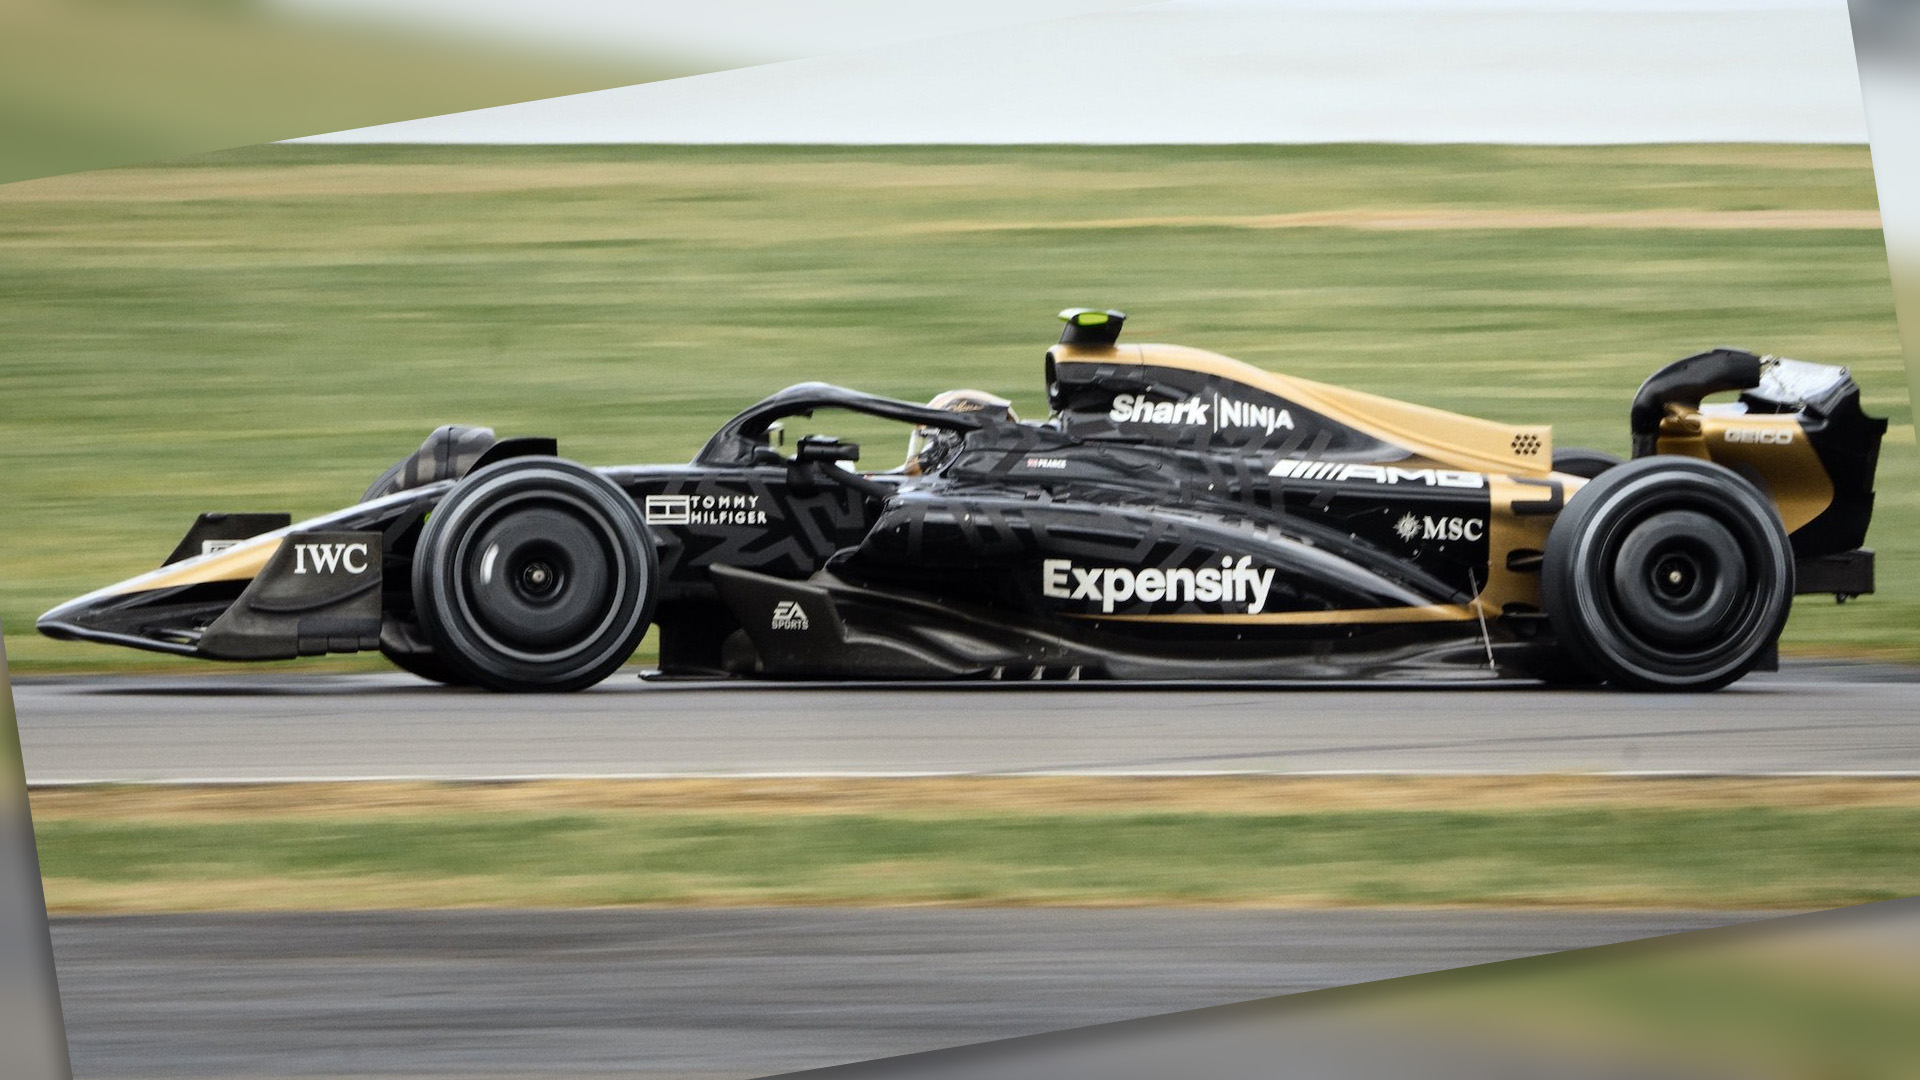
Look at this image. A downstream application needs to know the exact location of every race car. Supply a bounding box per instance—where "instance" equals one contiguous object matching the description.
[40,309,1885,692]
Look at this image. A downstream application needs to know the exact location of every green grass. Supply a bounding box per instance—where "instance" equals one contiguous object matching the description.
[31,806,1920,912]
[0,143,1910,670]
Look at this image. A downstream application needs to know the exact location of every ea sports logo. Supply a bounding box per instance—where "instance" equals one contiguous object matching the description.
[771,600,810,631]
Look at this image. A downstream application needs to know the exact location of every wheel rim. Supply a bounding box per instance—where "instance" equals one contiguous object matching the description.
[1569,476,1786,682]
[1608,509,1747,649]
[451,492,627,662]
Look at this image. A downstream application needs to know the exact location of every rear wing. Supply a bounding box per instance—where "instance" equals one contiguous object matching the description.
[1633,350,1886,599]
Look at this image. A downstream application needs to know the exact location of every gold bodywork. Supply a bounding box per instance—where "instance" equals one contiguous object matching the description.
[1082,603,1482,625]
[1052,345,1839,629]
[1656,409,1833,532]
[1058,343,1555,478]
[86,534,283,600]
[1054,343,1586,625]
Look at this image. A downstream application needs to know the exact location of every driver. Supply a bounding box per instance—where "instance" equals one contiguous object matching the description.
[900,389,1018,475]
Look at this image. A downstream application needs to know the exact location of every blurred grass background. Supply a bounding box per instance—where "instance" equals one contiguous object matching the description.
[0,142,1909,671]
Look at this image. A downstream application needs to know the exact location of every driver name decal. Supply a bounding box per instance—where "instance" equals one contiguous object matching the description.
[1042,556,1278,614]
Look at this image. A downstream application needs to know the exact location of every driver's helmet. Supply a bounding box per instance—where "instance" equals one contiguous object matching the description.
[902,389,1018,475]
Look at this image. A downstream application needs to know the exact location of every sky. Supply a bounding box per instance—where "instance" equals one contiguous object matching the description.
[293,0,1869,143]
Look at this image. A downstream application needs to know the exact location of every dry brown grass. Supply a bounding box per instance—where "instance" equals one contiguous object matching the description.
[0,161,1159,203]
[928,209,1886,233]
[31,775,1920,822]
[2,166,1879,234]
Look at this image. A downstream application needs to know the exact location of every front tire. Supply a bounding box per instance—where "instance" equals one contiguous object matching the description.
[382,646,470,686]
[412,457,656,692]
[375,621,469,686]
[1541,457,1792,692]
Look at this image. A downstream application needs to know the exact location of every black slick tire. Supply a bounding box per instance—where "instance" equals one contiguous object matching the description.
[380,644,470,686]
[1541,456,1792,692]
[412,457,656,692]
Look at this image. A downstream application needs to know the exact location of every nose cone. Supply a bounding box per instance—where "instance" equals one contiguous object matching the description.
[37,586,121,641]
[35,582,220,656]
[35,602,81,639]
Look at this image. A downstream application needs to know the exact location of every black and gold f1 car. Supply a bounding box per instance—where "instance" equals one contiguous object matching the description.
[41,310,1885,691]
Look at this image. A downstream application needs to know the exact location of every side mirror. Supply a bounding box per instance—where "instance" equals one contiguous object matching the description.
[788,436,890,501]
[795,436,860,465]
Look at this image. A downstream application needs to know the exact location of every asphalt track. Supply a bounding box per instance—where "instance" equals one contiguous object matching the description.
[50,907,1754,1079]
[14,661,1920,782]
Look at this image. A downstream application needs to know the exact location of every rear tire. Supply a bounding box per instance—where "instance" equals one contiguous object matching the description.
[412,457,656,692]
[1541,456,1792,692]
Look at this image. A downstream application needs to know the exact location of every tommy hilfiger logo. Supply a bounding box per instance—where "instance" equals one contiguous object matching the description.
[645,493,770,527]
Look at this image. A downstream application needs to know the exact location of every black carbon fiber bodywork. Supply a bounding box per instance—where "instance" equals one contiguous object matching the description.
[588,373,1513,681]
